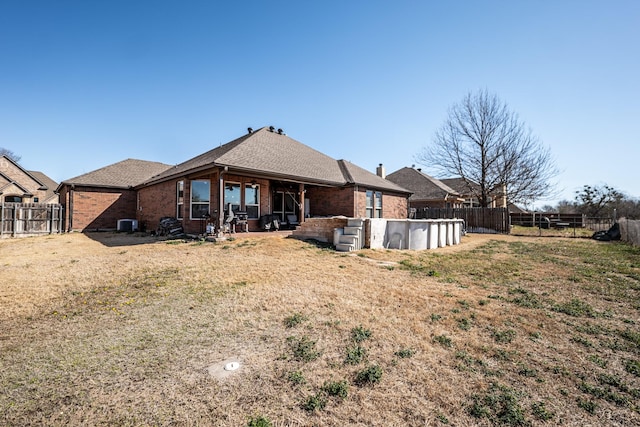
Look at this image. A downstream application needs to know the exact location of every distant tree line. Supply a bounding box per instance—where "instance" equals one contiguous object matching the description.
[541,184,640,219]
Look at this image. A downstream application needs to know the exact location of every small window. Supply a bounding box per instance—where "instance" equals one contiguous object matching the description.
[33,197,39,203]
[176,180,184,219]
[365,190,374,218]
[190,180,210,219]
[365,190,382,218]
[245,183,259,219]
[224,182,241,213]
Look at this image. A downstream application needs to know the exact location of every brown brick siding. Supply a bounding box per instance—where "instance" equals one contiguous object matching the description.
[306,187,355,217]
[61,186,137,231]
[382,192,409,218]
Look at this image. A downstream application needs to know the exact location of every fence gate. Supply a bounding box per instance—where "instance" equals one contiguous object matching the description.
[414,207,509,234]
[0,203,64,237]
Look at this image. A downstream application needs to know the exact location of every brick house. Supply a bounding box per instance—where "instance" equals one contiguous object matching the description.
[0,155,59,204]
[386,166,465,209]
[57,159,172,231]
[58,127,412,233]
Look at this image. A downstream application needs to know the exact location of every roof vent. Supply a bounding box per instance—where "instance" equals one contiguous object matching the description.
[247,127,253,134]
[277,128,284,135]
[269,126,275,132]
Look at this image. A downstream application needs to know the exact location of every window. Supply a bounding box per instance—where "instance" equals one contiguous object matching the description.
[245,184,259,219]
[365,190,383,218]
[224,182,241,213]
[4,196,22,203]
[33,197,39,203]
[190,180,210,219]
[374,191,382,218]
[176,180,184,219]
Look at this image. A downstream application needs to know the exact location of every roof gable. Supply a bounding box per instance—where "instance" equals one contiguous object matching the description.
[387,167,460,200]
[338,160,412,193]
[0,155,47,190]
[146,127,346,185]
[61,159,173,189]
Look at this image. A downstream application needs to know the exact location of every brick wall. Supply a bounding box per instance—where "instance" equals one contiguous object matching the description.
[137,178,181,232]
[137,172,272,234]
[64,186,137,231]
[382,192,409,218]
[291,217,349,243]
[307,187,355,217]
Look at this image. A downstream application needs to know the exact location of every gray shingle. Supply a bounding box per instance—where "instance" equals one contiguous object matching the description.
[386,167,459,201]
[62,159,172,188]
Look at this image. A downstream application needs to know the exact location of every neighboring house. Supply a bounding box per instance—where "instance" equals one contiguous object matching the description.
[385,166,465,209]
[59,127,412,233]
[0,155,59,204]
[57,159,172,232]
[440,177,507,209]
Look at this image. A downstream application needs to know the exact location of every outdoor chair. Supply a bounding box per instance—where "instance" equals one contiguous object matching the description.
[286,214,300,229]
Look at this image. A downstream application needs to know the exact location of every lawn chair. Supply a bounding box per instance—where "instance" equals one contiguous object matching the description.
[286,214,300,230]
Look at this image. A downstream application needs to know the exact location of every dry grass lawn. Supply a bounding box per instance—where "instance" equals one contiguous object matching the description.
[1,231,639,426]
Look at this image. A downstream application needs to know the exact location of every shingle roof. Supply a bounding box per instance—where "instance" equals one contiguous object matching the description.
[440,177,480,195]
[143,127,411,194]
[60,159,172,189]
[386,167,460,201]
[338,160,411,193]
[28,170,58,200]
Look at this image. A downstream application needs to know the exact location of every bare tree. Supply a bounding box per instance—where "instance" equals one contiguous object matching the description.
[416,90,558,207]
[0,148,21,163]
[575,184,624,217]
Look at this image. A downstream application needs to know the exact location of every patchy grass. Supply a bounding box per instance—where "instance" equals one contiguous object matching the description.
[1,232,639,425]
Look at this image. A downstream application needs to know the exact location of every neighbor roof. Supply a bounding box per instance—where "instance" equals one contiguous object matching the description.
[386,167,460,201]
[59,159,172,190]
[440,177,481,195]
[143,127,411,193]
[28,170,58,200]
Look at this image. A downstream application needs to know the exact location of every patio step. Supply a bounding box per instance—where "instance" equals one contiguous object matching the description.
[335,243,355,252]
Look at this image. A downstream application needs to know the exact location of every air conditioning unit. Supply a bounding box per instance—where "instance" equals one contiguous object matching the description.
[117,219,138,232]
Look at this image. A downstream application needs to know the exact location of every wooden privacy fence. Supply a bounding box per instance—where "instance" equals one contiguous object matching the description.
[414,207,510,234]
[1,203,64,237]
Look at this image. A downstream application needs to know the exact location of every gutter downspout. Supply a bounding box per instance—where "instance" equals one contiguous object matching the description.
[68,185,74,232]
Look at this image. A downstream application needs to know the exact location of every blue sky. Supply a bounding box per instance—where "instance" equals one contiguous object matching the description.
[1,1,638,206]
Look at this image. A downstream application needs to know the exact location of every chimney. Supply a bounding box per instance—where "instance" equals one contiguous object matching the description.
[376,163,386,179]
